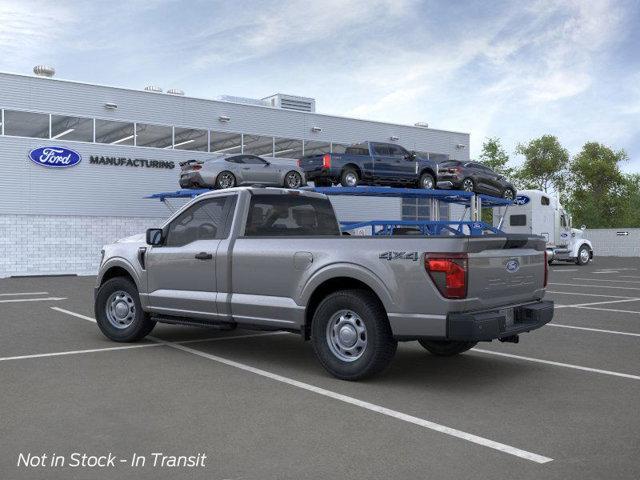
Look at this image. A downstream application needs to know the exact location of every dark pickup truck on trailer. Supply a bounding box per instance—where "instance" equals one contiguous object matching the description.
[94,186,553,380]
[298,141,439,189]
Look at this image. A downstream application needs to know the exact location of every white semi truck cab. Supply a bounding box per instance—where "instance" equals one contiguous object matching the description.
[494,189,593,265]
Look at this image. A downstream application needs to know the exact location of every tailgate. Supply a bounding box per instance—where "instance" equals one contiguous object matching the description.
[465,235,546,310]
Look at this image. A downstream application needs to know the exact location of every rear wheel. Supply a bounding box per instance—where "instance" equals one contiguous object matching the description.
[419,172,435,189]
[95,277,156,342]
[284,171,303,188]
[461,178,475,192]
[576,245,591,265]
[418,340,477,356]
[311,289,397,380]
[216,171,236,189]
[340,168,359,187]
[502,188,516,200]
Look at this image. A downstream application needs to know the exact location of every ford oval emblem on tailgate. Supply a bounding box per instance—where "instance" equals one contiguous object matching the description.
[28,146,82,168]
[506,259,520,273]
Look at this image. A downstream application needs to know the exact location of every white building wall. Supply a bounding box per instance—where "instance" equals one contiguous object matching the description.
[583,229,640,257]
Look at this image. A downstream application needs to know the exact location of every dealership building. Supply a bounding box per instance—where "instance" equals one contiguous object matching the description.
[0,68,470,277]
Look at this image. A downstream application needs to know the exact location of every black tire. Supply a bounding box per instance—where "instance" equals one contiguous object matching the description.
[461,178,475,192]
[418,340,477,356]
[575,245,591,265]
[284,171,303,188]
[502,188,516,200]
[340,168,359,187]
[94,277,156,342]
[311,289,397,380]
[419,172,435,190]
[215,171,236,189]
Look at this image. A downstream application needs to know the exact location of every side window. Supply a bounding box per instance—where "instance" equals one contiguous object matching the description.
[372,144,390,156]
[387,145,405,157]
[244,194,340,237]
[541,196,550,205]
[226,156,244,164]
[510,215,527,226]
[164,196,236,247]
[560,215,567,228]
[242,155,268,165]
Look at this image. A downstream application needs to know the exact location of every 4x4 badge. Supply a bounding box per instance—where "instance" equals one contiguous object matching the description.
[379,251,419,262]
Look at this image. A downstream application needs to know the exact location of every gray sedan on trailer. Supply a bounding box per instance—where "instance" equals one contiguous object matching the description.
[179,154,306,190]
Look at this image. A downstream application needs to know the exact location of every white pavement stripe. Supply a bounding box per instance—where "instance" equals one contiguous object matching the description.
[618,275,640,280]
[0,297,66,304]
[550,269,578,272]
[555,298,640,309]
[50,307,96,322]
[549,283,640,291]
[472,349,640,381]
[0,343,162,362]
[571,278,640,285]
[573,306,640,315]
[153,337,552,464]
[0,292,49,297]
[547,290,638,299]
[548,324,640,337]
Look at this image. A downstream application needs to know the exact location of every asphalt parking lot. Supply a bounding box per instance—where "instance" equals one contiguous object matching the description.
[1,257,639,480]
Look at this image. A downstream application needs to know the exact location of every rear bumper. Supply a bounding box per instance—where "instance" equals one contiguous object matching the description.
[304,167,335,181]
[437,178,463,190]
[179,172,207,188]
[446,300,554,341]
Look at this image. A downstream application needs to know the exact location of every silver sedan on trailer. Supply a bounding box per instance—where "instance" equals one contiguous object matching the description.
[179,154,306,190]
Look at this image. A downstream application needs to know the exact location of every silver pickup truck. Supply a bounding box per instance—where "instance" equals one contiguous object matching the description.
[94,187,553,380]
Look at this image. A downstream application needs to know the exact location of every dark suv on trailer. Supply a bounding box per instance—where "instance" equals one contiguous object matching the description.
[436,160,516,199]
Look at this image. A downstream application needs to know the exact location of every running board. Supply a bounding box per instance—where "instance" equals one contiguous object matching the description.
[151,314,236,330]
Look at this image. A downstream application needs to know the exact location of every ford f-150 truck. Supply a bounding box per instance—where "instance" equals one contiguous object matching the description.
[298,142,439,189]
[95,187,553,380]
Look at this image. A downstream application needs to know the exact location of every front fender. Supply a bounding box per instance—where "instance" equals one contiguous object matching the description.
[571,239,593,257]
[298,262,398,314]
[97,257,143,291]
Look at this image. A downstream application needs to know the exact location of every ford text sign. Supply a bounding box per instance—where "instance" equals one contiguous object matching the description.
[514,195,530,206]
[28,146,82,168]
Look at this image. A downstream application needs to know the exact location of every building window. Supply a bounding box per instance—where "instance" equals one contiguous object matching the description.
[273,137,303,159]
[95,119,135,145]
[243,134,274,156]
[135,123,173,148]
[50,114,94,142]
[303,140,331,156]
[3,110,50,139]
[401,198,449,222]
[210,131,242,154]
[172,127,208,151]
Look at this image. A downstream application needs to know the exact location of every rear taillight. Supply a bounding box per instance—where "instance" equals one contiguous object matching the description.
[297,159,302,167]
[192,164,202,170]
[322,153,331,169]
[544,251,548,287]
[425,253,468,299]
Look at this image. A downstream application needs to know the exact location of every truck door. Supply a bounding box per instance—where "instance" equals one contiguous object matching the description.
[370,143,393,182]
[387,144,417,184]
[557,210,571,246]
[145,195,236,320]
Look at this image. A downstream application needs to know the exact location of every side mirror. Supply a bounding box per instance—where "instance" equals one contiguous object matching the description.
[146,228,164,246]
[581,224,586,230]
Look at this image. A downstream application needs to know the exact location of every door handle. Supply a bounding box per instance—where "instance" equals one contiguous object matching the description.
[195,252,213,260]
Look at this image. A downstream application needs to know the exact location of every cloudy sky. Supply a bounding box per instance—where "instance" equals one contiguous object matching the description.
[1,0,639,170]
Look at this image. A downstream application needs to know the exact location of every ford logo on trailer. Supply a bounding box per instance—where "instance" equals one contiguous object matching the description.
[514,195,530,206]
[505,259,520,273]
[28,146,82,168]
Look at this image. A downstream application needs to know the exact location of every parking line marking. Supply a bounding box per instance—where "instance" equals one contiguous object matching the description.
[550,269,578,272]
[548,324,640,337]
[0,343,163,362]
[547,291,638,299]
[151,338,552,464]
[571,278,640,285]
[555,298,640,309]
[472,349,640,381]
[0,292,49,296]
[573,306,640,315]
[618,275,640,280]
[0,297,67,304]
[51,307,96,322]
[549,283,640,291]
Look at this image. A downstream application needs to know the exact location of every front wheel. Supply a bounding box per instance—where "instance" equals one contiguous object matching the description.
[502,188,516,200]
[311,289,397,380]
[95,277,156,342]
[284,171,303,188]
[340,168,359,187]
[576,245,591,265]
[216,171,236,189]
[419,172,435,189]
[418,340,477,356]
[461,178,475,192]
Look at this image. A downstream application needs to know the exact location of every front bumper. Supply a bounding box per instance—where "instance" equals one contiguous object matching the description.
[447,300,554,341]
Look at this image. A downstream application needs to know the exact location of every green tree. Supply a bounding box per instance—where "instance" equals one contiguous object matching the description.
[515,135,569,193]
[478,137,514,177]
[566,142,628,228]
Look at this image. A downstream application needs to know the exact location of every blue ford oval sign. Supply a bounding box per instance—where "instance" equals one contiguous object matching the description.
[28,146,82,168]
[514,195,530,206]
[506,259,520,273]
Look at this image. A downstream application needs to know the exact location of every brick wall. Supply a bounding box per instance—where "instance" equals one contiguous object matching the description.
[583,228,640,257]
[0,215,165,277]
